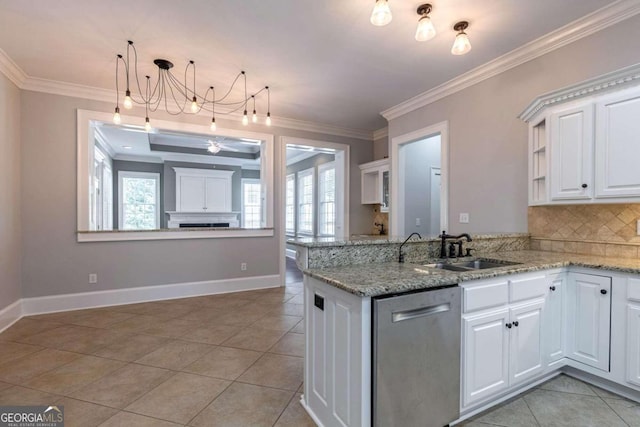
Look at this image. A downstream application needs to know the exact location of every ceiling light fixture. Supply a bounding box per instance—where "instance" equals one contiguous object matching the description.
[415,4,436,42]
[451,21,472,55]
[112,41,272,130]
[370,0,392,26]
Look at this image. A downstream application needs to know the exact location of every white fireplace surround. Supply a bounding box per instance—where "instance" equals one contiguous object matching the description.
[166,211,240,228]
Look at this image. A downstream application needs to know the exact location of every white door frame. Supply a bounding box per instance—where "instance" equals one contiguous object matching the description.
[279,136,350,285]
[390,121,449,236]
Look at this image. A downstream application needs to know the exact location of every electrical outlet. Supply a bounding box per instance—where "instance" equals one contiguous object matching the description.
[459,213,470,224]
[89,273,98,284]
[415,218,421,226]
[241,262,247,271]
[637,219,640,236]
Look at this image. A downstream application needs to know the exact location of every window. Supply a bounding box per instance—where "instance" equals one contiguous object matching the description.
[297,168,314,235]
[242,179,262,228]
[285,174,296,234]
[318,162,336,236]
[90,146,113,230]
[118,171,160,230]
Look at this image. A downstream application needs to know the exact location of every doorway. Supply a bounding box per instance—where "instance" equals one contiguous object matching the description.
[280,137,350,284]
[390,121,449,237]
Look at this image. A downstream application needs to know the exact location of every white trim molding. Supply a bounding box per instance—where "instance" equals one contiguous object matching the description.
[373,127,389,140]
[381,0,640,121]
[519,62,640,122]
[0,300,22,334]
[390,121,449,236]
[21,274,281,316]
[77,228,274,242]
[0,49,27,88]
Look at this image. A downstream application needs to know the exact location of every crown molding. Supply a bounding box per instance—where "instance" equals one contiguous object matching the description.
[519,62,640,122]
[381,0,640,121]
[373,127,389,140]
[0,49,373,141]
[0,49,27,88]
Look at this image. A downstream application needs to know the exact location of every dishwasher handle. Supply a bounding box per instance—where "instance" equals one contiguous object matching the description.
[392,302,451,323]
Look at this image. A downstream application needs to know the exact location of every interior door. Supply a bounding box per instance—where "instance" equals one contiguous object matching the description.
[429,167,441,235]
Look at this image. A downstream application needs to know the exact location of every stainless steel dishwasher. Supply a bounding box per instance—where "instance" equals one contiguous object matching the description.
[373,285,461,427]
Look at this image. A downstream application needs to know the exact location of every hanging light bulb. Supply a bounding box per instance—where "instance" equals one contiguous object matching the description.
[451,21,472,55]
[123,90,133,109]
[210,117,217,132]
[370,0,392,26]
[265,86,272,126]
[113,107,121,124]
[190,96,198,113]
[251,95,257,123]
[242,110,249,126]
[144,117,151,132]
[415,4,436,42]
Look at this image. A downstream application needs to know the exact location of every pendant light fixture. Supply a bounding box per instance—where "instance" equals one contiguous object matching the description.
[370,0,392,26]
[451,21,472,55]
[112,41,273,130]
[265,86,272,126]
[415,4,436,42]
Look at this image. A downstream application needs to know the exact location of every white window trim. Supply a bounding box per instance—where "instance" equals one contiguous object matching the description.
[241,178,262,228]
[118,171,161,230]
[297,167,315,236]
[285,173,296,235]
[317,161,336,237]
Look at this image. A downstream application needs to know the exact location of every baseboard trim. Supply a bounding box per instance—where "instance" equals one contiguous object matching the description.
[300,396,326,427]
[21,274,282,316]
[0,300,23,333]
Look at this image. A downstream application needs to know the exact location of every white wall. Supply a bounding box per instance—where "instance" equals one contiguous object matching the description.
[403,136,441,236]
[19,91,372,298]
[0,73,21,311]
[388,14,640,234]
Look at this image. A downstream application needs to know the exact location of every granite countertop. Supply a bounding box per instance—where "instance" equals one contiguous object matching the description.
[288,232,529,248]
[303,250,640,297]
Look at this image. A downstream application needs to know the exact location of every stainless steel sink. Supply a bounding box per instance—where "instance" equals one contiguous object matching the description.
[424,258,521,271]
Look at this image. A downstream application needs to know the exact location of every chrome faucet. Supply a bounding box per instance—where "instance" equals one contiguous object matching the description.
[398,232,422,263]
[439,231,472,258]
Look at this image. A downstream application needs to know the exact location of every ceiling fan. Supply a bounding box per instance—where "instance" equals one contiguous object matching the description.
[206,137,242,154]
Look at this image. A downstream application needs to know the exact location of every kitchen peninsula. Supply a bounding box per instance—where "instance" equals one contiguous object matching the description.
[289,235,640,427]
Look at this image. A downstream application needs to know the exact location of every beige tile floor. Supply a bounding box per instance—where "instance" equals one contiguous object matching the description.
[0,282,314,427]
[3,279,640,427]
[461,374,640,427]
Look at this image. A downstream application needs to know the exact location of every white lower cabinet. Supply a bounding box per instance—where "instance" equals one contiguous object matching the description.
[626,303,640,387]
[463,309,510,405]
[510,300,545,385]
[462,272,549,408]
[304,276,371,427]
[544,274,565,365]
[567,272,612,371]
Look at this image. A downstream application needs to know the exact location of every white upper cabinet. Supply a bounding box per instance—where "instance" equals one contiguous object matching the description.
[359,158,389,211]
[595,87,640,198]
[173,168,234,212]
[522,65,640,205]
[549,104,594,201]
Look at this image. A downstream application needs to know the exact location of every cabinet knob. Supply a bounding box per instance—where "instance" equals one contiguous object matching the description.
[505,323,512,329]
[513,321,519,327]
[601,289,608,295]
[550,286,556,291]
[581,183,588,189]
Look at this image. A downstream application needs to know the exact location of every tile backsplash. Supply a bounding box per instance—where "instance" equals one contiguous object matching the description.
[529,204,640,258]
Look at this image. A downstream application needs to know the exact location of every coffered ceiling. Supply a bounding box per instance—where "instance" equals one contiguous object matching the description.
[0,0,625,132]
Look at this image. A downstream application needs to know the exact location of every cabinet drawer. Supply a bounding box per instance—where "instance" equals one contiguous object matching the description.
[628,277,640,302]
[464,280,508,313]
[510,274,548,304]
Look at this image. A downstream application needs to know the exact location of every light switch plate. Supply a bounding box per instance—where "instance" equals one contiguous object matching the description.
[459,213,470,224]
[637,219,640,236]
